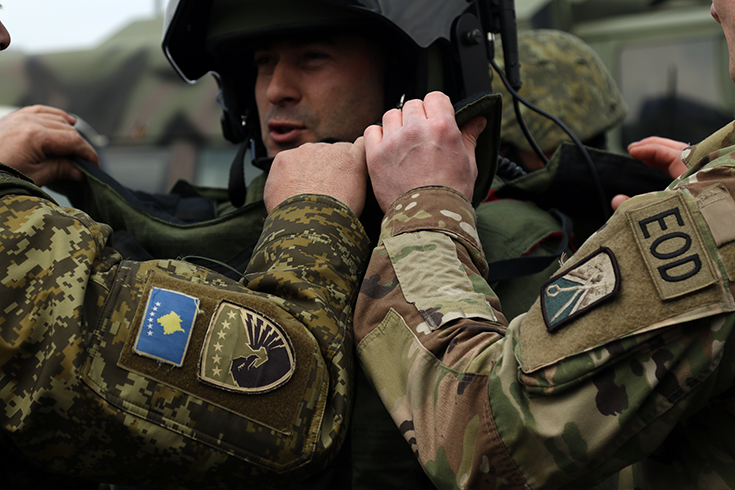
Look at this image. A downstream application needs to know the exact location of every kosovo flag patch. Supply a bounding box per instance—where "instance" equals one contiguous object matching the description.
[133,287,200,367]
[199,301,295,394]
[541,247,620,333]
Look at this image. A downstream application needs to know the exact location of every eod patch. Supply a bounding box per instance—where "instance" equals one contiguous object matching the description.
[199,301,295,394]
[627,194,716,300]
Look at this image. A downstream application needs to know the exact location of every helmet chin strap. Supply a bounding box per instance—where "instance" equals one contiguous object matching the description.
[227,140,252,208]
[228,137,277,208]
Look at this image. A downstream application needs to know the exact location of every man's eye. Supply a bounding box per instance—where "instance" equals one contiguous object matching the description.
[304,51,329,61]
[253,54,273,67]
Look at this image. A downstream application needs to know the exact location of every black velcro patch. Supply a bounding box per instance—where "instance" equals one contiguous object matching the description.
[117,272,321,435]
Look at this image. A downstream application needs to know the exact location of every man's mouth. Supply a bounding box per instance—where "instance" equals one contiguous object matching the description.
[268,122,305,143]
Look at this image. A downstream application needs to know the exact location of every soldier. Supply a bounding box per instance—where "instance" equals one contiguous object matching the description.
[0,2,498,489]
[0,11,378,490]
[161,2,502,489]
[353,2,735,488]
[477,30,674,320]
[0,136,376,490]
[493,29,627,173]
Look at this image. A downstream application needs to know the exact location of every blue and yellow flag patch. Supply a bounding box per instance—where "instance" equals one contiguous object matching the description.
[133,287,200,367]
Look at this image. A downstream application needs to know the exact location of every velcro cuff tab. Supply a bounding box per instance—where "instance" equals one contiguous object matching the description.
[384,231,496,332]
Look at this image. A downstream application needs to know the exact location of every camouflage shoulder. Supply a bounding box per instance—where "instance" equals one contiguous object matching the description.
[0,163,57,203]
[679,120,735,172]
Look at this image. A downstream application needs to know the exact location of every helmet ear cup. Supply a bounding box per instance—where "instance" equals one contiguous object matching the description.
[215,63,258,146]
[218,94,247,144]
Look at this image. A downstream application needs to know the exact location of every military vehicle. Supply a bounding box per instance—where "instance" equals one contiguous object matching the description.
[0,0,729,196]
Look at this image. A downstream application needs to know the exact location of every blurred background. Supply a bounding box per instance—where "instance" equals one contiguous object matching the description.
[0,0,728,196]
[0,0,239,199]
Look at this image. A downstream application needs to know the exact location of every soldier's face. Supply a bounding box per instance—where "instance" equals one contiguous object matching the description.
[713,0,735,81]
[254,35,386,157]
[0,20,10,51]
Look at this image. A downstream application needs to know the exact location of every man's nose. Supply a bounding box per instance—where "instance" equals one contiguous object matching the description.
[266,61,301,105]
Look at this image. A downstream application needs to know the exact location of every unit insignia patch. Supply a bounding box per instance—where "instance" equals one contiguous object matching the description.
[199,301,295,394]
[541,247,620,333]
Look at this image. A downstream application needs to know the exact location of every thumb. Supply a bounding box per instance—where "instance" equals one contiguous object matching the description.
[351,135,366,161]
[611,194,629,211]
[460,116,487,156]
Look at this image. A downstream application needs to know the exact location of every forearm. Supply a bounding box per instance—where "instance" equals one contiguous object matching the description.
[245,193,371,455]
[354,186,521,488]
[0,183,370,488]
[355,179,735,489]
[247,194,370,336]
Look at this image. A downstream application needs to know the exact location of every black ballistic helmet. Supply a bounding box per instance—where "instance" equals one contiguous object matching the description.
[162,0,502,206]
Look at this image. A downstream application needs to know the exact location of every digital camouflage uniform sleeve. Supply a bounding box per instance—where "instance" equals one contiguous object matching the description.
[0,164,370,489]
[354,124,735,490]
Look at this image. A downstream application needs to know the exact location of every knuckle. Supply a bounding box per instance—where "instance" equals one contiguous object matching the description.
[433,117,455,134]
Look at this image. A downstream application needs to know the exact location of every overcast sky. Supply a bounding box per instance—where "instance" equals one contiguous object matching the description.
[1,0,163,54]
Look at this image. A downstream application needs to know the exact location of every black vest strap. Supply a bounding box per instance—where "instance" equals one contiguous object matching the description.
[228,141,249,208]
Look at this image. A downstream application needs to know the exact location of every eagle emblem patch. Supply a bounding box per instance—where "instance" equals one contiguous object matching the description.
[541,247,620,333]
[199,301,295,394]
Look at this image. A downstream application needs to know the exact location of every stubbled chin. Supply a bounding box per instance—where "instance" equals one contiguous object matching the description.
[267,141,301,158]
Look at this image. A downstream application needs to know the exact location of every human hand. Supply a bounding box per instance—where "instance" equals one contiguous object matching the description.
[0,105,99,186]
[611,136,689,210]
[264,138,368,216]
[627,136,688,176]
[364,91,486,212]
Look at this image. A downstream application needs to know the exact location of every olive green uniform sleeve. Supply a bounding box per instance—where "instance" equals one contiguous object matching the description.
[354,134,735,490]
[0,167,370,489]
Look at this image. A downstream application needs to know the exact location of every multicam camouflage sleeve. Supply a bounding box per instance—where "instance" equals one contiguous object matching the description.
[354,122,735,490]
[0,163,370,489]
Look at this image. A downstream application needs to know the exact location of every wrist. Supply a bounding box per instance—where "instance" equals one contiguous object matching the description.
[380,186,476,239]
